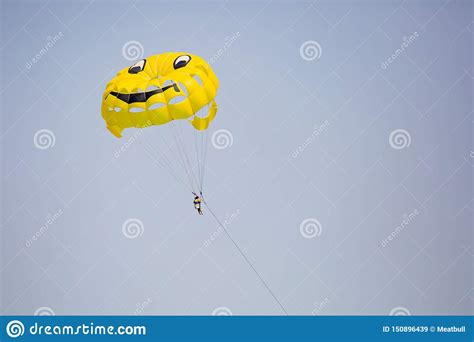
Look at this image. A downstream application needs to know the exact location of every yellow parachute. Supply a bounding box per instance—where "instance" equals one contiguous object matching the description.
[101,52,219,138]
[101,52,219,197]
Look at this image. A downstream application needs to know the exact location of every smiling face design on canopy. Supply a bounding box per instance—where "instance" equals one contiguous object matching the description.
[101,52,219,138]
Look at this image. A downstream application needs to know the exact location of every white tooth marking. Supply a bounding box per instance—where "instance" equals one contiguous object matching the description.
[177,82,188,96]
[163,80,174,88]
[169,95,186,104]
[147,85,160,91]
[149,102,165,110]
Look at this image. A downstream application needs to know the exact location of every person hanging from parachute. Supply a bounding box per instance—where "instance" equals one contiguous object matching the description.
[193,193,203,215]
[101,52,219,214]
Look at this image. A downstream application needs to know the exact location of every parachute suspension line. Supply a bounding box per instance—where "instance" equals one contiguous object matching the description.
[193,127,208,194]
[169,121,199,194]
[169,122,196,194]
[176,122,200,194]
[139,139,192,193]
[155,132,194,192]
[165,123,195,191]
[193,130,202,193]
[203,200,289,315]
[178,122,201,193]
[199,128,210,193]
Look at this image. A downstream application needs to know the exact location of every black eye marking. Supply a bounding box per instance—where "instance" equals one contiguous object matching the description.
[173,55,191,69]
[128,59,146,74]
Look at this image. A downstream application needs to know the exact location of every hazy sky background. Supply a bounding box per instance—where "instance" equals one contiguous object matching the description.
[1,0,472,315]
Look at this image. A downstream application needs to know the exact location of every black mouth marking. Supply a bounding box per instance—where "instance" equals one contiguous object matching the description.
[109,83,179,104]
